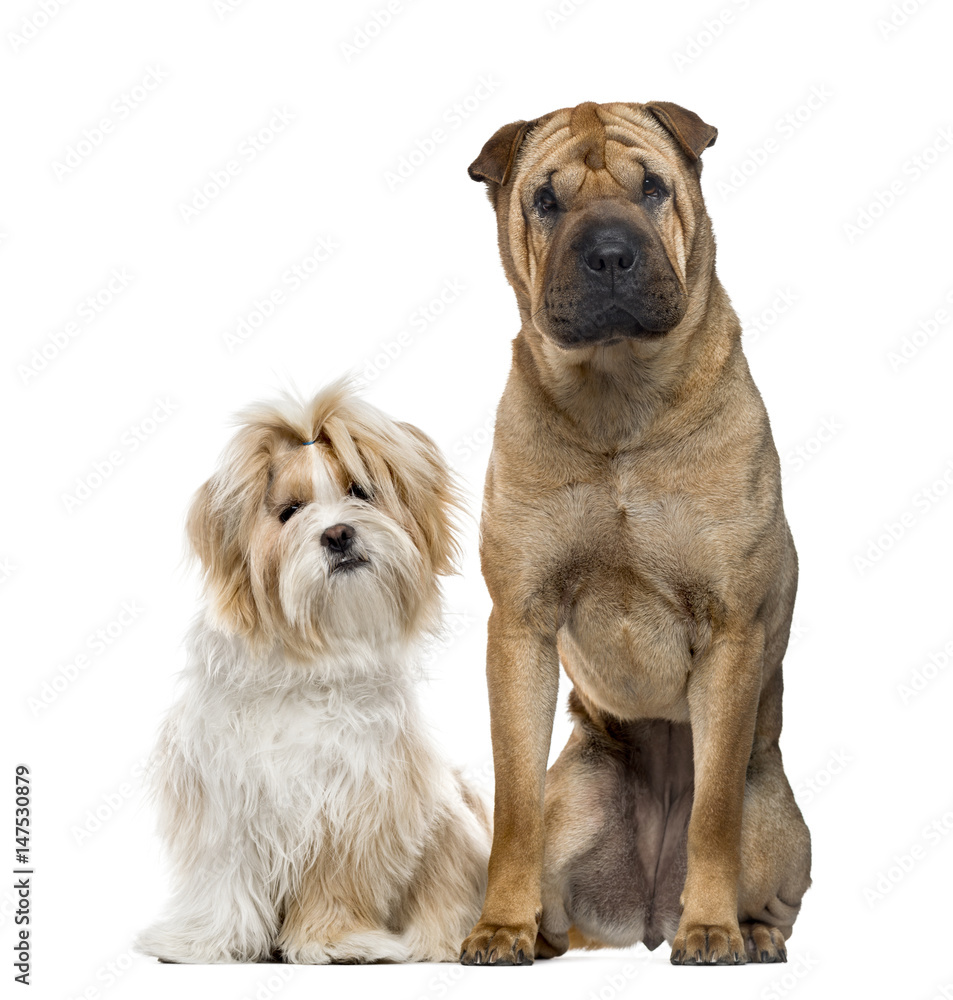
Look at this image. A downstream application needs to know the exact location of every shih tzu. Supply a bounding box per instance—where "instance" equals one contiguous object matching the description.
[136,381,490,964]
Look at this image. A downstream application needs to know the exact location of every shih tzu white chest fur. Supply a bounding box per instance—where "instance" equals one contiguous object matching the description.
[136,382,490,964]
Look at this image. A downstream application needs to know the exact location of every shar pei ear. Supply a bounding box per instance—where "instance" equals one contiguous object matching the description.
[644,101,718,162]
[468,118,541,186]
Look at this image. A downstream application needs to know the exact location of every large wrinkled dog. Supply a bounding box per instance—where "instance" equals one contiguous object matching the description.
[459,102,811,967]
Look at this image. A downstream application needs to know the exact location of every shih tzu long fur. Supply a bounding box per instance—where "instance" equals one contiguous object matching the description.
[136,382,490,964]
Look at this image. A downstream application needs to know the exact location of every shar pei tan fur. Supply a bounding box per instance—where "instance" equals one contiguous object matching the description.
[459,101,811,967]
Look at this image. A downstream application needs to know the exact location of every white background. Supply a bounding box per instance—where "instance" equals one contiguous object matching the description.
[4,1,953,998]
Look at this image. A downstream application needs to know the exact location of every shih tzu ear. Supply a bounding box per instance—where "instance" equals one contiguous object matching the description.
[352,417,463,581]
[393,422,463,578]
[186,425,274,635]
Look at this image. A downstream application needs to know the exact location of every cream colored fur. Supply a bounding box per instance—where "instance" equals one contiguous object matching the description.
[136,382,489,964]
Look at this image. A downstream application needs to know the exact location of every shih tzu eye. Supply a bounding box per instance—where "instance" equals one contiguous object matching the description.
[347,483,371,502]
[278,502,304,524]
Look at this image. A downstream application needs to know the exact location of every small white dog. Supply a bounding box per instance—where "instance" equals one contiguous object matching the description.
[136,382,490,964]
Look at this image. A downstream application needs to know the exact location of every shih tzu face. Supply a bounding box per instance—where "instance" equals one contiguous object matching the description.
[187,380,460,658]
